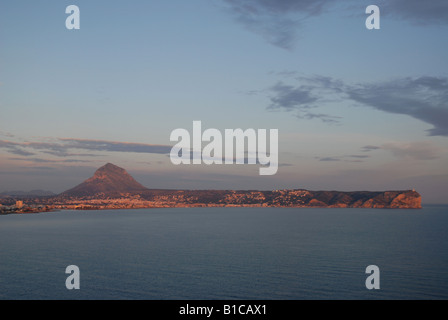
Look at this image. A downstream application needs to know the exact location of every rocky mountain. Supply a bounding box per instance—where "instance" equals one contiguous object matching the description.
[61,163,148,197]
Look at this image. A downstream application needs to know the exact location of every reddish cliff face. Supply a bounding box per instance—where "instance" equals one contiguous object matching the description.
[388,191,422,209]
[309,190,422,209]
[61,163,148,197]
[350,190,422,209]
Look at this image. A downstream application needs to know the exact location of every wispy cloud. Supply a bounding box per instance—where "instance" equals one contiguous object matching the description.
[222,0,448,50]
[316,154,370,163]
[345,76,448,136]
[41,150,103,157]
[59,138,172,154]
[361,145,381,152]
[264,75,448,136]
[382,141,443,160]
[278,163,294,167]
[18,166,55,171]
[296,112,342,124]
[221,0,448,49]
[9,157,93,164]
[0,138,173,158]
[348,155,370,159]
[268,82,317,111]
[378,0,448,26]
[266,80,342,124]
[8,148,36,156]
[359,141,444,160]
[316,143,443,163]
[0,140,36,156]
[318,157,340,162]
[220,0,334,50]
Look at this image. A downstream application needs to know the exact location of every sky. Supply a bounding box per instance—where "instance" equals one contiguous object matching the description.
[0,0,447,203]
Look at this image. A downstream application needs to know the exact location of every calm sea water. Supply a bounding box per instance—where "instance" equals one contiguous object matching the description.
[0,206,447,300]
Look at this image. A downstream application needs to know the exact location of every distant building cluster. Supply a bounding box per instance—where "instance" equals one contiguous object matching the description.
[0,200,52,214]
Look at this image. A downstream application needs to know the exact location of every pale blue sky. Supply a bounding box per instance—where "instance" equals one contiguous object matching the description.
[1,0,447,203]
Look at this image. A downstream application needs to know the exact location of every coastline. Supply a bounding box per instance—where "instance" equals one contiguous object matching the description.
[0,200,423,216]
[1,186,423,214]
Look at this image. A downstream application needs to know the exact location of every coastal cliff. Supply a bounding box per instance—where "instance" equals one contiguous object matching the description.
[48,164,424,209]
[1,164,422,211]
[52,187,422,210]
[308,190,422,209]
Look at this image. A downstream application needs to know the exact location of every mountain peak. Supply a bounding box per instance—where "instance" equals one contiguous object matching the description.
[61,163,148,197]
[94,163,126,175]
[100,163,121,170]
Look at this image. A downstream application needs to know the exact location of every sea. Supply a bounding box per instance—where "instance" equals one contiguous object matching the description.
[0,206,447,300]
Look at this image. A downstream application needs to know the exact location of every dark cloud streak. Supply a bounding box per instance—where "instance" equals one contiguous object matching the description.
[361,145,381,152]
[319,157,340,162]
[378,0,448,26]
[267,81,341,124]
[0,140,36,156]
[59,138,172,154]
[346,76,448,136]
[220,0,448,49]
[268,82,317,110]
[221,0,333,49]
[0,138,173,158]
[265,75,448,136]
